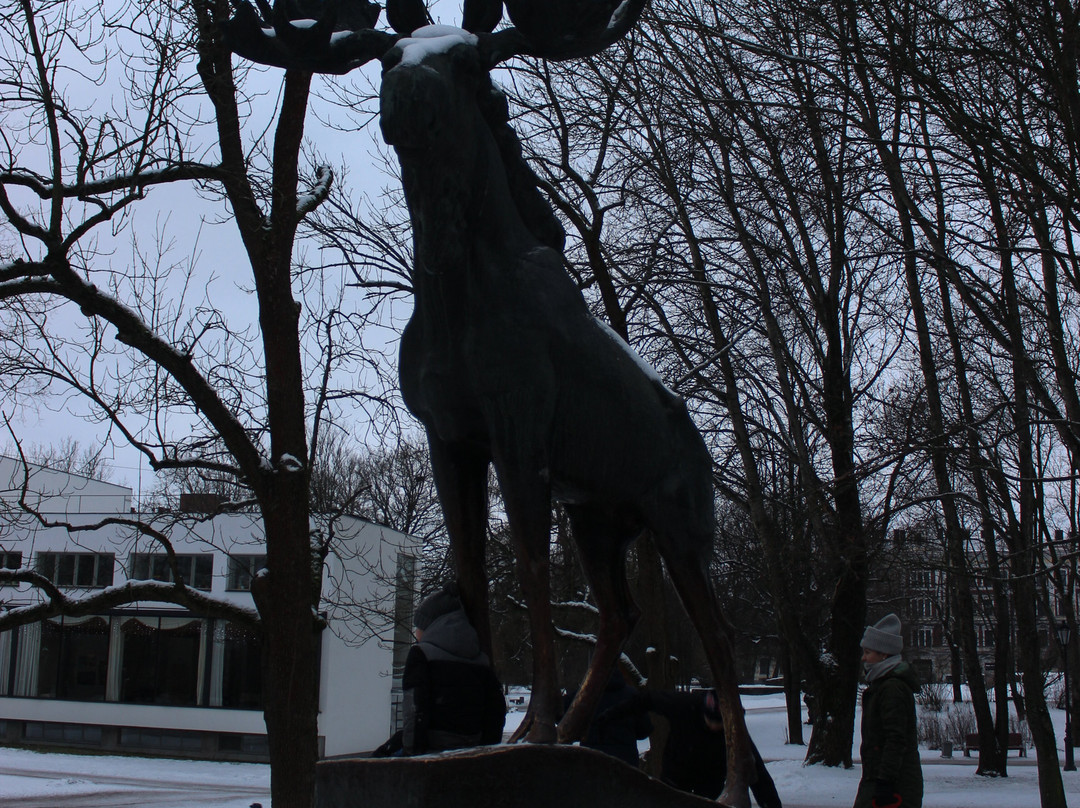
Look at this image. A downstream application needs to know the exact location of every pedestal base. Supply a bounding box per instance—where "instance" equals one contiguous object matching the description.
[316,744,718,808]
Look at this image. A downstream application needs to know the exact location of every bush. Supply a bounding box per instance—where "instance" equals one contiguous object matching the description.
[1047,676,1066,711]
[916,682,948,713]
[918,701,975,750]
[918,700,1032,752]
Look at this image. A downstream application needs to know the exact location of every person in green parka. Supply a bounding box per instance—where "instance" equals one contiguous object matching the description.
[853,614,923,808]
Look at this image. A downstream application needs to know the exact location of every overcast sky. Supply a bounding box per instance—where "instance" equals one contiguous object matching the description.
[8,1,479,494]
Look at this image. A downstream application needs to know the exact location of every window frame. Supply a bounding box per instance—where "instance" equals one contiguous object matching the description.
[225,554,266,592]
[35,552,114,589]
[129,552,214,591]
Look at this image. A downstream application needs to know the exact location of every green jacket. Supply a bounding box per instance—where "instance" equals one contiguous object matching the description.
[854,661,923,808]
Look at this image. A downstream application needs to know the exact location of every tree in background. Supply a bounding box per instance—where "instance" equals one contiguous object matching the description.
[504,2,1076,798]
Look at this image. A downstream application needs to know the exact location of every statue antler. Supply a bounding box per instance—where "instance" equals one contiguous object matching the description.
[488,0,647,62]
[224,0,396,74]
[225,0,649,73]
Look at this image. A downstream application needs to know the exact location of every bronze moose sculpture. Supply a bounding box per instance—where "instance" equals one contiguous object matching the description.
[227,2,758,805]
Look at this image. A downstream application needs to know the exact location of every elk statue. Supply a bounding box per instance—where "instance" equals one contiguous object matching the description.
[227,2,757,805]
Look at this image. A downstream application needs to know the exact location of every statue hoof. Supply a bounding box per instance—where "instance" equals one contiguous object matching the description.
[715,786,751,808]
[525,721,557,744]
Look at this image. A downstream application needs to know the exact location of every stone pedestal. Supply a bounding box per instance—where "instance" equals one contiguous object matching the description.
[316,744,718,808]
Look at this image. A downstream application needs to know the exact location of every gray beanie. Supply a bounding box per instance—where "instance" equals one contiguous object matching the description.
[413,585,462,631]
[861,613,903,655]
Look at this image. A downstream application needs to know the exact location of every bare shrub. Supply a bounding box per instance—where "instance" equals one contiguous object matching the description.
[918,701,976,750]
[916,681,948,712]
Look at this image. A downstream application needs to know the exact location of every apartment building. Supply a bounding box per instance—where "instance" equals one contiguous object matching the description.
[875,527,1075,684]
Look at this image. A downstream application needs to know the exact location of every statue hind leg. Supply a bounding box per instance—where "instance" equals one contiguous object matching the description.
[556,504,640,744]
[661,546,755,808]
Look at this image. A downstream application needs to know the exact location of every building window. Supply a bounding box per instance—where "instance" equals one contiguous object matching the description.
[390,553,416,732]
[910,597,936,619]
[0,551,21,586]
[119,726,202,752]
[8,612,281,709]
[24,721,103,745]
[218,732,268,756]
[907,569,936,589]
[130,553,213,591]
[119,616,204,706]
[226,555,266,591]
[36,616,110,701]
[912,627,934,648]
[35,552,114,588]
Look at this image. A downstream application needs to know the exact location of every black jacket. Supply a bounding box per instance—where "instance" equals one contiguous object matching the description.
[854,661,923,808]
[565,671,652,767]
[599,689,781,808]
[401,608,506,755]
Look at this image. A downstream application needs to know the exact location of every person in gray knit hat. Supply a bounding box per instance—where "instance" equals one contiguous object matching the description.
[853,614,923,808]
[372,584,505,757]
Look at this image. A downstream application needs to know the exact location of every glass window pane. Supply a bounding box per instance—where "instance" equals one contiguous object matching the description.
[0,552,22,587]
[222,624,263,709]
[158,621,201,706]
[36,621,62,697]
[227,556,263,591]
[193,556,212,591]
[227,558,241,590]
[36,553,56,581]
[58,617,109,701]
[76,555,96,587]
[95,554,114,588]
[175,557,189,587]
[119,617,202,707]
[120,618,159,703]
[57,555,75,587]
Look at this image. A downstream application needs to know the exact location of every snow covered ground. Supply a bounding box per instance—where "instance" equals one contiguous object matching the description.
[741,694,1068,808]
[0,693,1072,807]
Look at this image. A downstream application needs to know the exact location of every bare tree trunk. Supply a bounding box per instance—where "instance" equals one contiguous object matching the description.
[995,174,1067,808]
[254,506,321,808]
[193,5,323,805]
[782,647,805,745]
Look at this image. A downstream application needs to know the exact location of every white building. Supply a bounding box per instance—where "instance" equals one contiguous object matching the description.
[0,456,418,760]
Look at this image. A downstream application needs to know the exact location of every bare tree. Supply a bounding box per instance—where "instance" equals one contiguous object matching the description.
[516,0,907,766]
[0,2,404,806]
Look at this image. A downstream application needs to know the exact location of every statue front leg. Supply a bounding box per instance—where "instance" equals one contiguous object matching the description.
[427,435,493,658]
[489,440,559,744]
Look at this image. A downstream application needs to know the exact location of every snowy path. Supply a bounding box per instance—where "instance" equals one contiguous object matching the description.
[0,748,270,808]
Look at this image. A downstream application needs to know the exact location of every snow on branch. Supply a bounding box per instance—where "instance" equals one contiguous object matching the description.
[296,165,333,219]
[554,626,597,644]
[553,598,600,615]
[0,163,227,201]
[0,576,260,633]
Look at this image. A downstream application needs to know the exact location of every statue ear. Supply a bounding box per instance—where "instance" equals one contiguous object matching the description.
[462,0,503,33]
[386,0,430,35]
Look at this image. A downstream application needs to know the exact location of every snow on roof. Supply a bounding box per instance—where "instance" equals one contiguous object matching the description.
[0,455,132,514]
